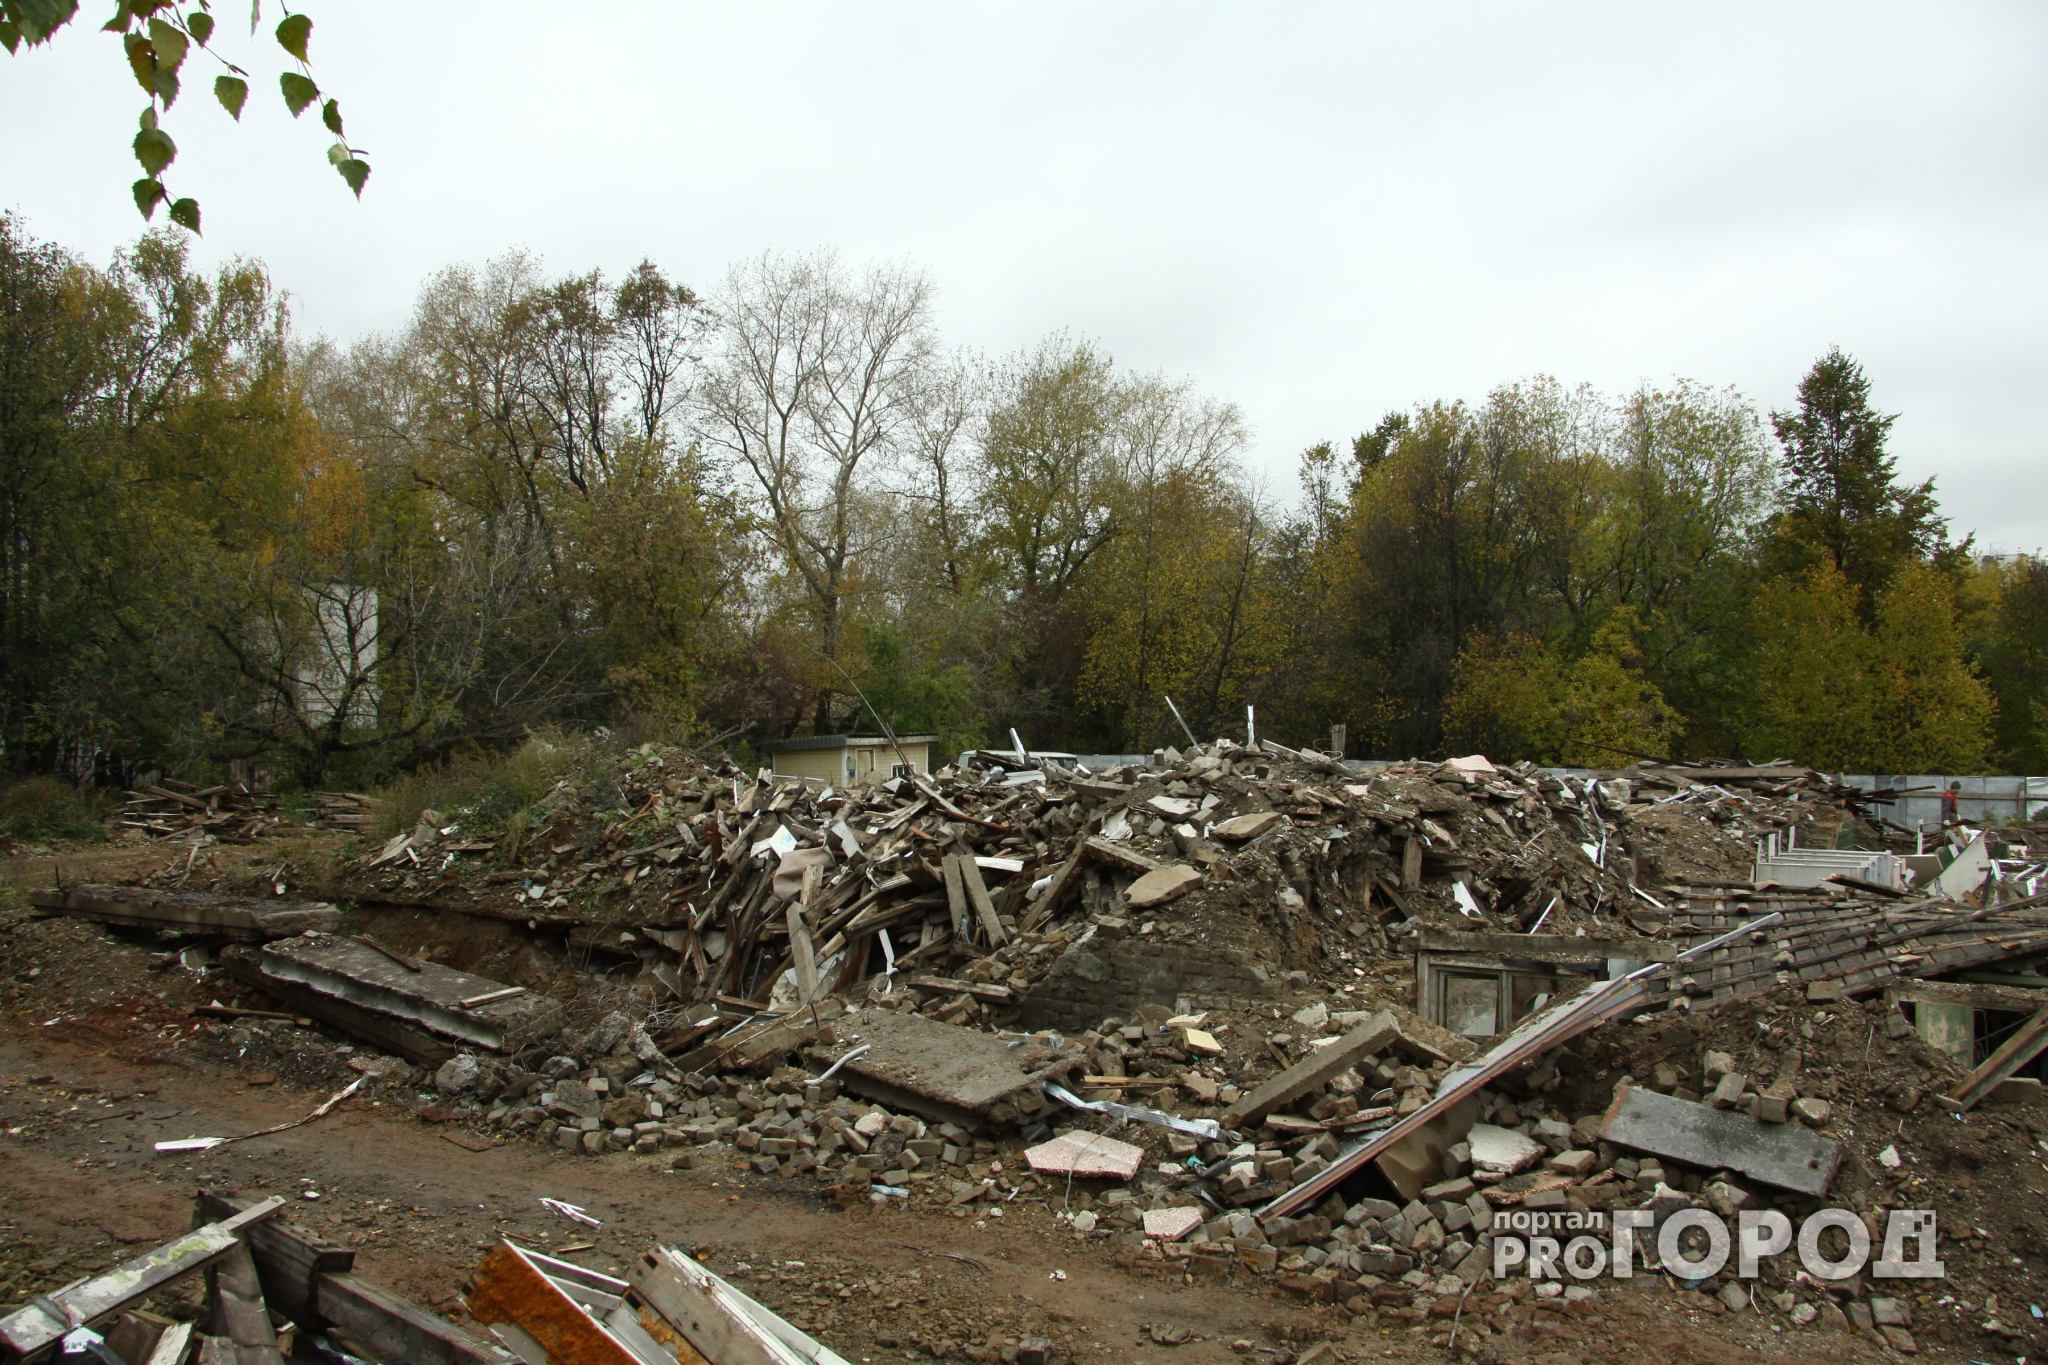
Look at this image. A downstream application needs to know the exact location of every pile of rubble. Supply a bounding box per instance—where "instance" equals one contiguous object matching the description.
[25,734,2048,1360]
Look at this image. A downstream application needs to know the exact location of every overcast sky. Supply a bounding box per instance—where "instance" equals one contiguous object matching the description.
[6,3,2045,549]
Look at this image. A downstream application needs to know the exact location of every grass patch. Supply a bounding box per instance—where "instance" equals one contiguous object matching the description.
[0,776,109,843]
[372,731,592,848]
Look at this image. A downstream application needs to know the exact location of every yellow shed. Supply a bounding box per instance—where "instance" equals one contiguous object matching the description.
[763,734,936,787]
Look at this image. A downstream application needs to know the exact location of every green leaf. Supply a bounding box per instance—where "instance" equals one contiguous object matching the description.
[13,0,78,44]
[122,31,155,93]
[335,157,369,199]
[279,70,318,116]
[147,16,185,70]
[326,140,348,165]
[186,10,212,44]
[0,20,17,53]
[102,2,136,34]
[139,104,157,131]
[320,97,342,136]
[214,74,247,119]
[132,125,176,176]
[153,63,179,107]
[168,197,201,233]
[132,177,166,219]
[273,10,309,60]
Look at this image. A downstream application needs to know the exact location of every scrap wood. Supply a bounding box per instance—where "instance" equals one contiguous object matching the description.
[0,1197,285,1358]
[350,934,423,972]
[627,1245,851,1365]
[1941,1005,2048,1112]
[468,1242,695,1365]
[192,1005,310,1025]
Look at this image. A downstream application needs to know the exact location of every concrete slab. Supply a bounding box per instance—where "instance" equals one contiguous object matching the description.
[807,1005,1081,1131]
[1024,1131,1144,1181]
[31,885,339,941]
[1210,812,1285,841]
[1125,865,1201,908]
[1599,1083,1842,1196]
[241,932,562,1055]
[1466,1123,1545,1176]
[1142,1207,1205,1242]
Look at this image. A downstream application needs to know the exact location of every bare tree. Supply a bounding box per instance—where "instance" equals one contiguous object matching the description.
[696,251,937,729]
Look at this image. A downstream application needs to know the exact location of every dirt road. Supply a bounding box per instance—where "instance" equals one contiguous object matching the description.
[0,1026,1883,1365]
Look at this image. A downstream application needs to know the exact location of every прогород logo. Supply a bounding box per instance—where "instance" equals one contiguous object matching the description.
[1487,1207,1944,1281]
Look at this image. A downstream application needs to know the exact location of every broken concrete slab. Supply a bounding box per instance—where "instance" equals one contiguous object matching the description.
[1599,1083,1842,1197]
[1209,811,1285,841]
[1142,1207,1205,1242]
[805,1005,1080,1131]
[1024,1131,1144,1181]
[1223,1011,1397,1130]
[1124,864,1201,909]
[228,933,562,1060]
[1466,1123,1545,1177]
[30,885,340,941]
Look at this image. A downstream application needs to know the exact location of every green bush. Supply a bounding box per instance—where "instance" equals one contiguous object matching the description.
[0,776,108,842]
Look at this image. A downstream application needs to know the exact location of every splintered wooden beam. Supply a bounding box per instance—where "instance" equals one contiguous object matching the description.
[942,854,970,939]
[957,856,1008,948]
[1944,1006,2048,1112]
[786,903,820,1005]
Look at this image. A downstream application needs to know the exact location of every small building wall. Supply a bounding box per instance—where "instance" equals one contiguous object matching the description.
[768,739,933,786]
[772,747,843,785]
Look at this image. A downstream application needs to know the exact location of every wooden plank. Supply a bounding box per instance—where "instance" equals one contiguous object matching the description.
[208,1243,283,1365]
[942,854,970,940]
[957,857,1008,949]
[785,903,819,1006]
[1020,843,1087,933]
[144,1321,195,1365]
[1401,837,1423,890]
[1598,1084,1841,1196]
[1222,1012,1398,1130]
[627,1247,846,1365]
[318,1273,516,1365]
[193,1192,354,1321]
[0,1199,284,1358]
[1944,1006,2048,1112]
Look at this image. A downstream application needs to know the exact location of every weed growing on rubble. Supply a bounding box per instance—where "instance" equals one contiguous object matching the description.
[371,730,593,845]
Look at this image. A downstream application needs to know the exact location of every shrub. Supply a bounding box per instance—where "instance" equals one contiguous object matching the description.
[0,776,108,842]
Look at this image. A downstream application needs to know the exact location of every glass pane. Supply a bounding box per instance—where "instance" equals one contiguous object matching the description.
[1443,973,1499,1036]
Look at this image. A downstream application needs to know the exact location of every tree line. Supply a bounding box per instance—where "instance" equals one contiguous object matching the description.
[2,217,2042,788]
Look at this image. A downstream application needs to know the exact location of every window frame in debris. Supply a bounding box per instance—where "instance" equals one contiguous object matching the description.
[1416,950,1602,1040]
